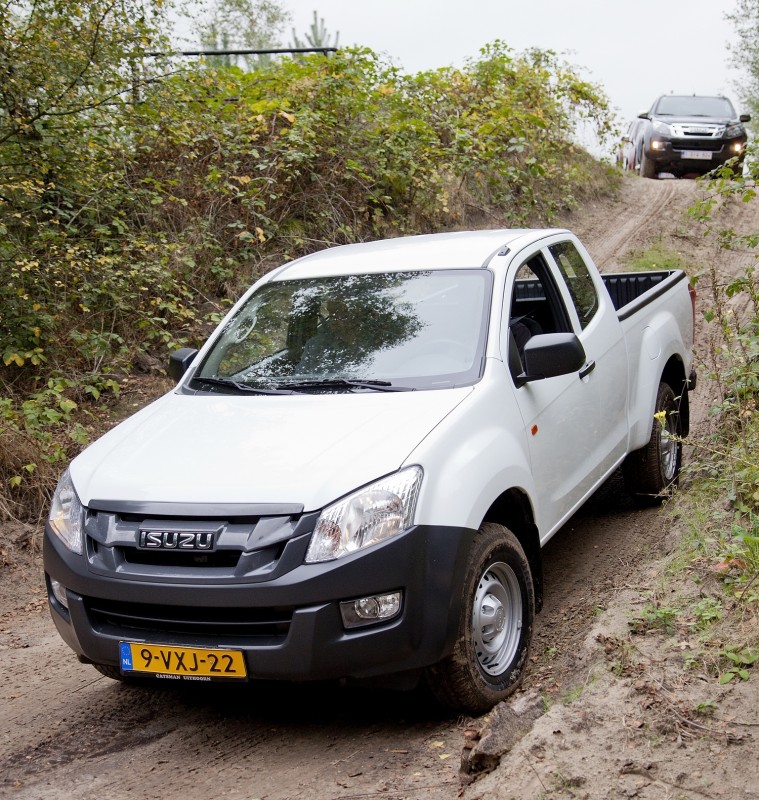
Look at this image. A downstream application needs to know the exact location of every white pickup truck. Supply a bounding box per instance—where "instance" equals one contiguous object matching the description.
[44,228,696,713]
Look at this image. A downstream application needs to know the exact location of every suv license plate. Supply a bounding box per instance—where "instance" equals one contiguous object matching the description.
[119,642,248,681]
[682,151,712,160]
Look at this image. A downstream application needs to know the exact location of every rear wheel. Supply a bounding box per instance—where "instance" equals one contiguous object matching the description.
[623,381,682,504]
[425,522,534,714]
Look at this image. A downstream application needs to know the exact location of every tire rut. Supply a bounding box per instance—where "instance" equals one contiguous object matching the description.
[591,179,679,270]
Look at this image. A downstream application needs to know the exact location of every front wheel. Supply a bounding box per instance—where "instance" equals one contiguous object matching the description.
[623,381,683,504]
[424,522,535,714]
[639,151,657,179]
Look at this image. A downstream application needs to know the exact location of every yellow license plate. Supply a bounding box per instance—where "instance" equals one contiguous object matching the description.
[119,642,248,681]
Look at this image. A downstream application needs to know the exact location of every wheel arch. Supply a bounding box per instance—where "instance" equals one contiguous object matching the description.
[481,488,543,613]
[629,338,690,449]
[660,355,690,437]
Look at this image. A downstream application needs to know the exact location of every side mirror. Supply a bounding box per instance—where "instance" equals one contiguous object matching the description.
[168,347,198,382]
[515,333,586,388]
[740,113,751,123]
[637,110,650,120]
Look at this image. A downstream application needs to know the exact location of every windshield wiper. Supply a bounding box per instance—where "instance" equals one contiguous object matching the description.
[276,378,413,393]
[192,376,292,395]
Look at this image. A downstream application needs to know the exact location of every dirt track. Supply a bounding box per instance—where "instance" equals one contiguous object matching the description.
[1,175,757,800]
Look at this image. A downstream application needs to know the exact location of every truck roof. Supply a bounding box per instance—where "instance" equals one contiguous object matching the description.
[272,228,567,279]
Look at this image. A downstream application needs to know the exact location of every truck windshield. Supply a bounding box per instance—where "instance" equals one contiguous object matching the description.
[654,96,735,118]
[192,269,492,391]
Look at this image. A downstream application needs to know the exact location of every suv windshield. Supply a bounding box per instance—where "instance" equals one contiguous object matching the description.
[654,95,735,118]
[192,269,492,391]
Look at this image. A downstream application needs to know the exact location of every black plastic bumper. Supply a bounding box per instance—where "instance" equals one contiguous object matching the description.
[644,137,746,174]
[43,521,476,682]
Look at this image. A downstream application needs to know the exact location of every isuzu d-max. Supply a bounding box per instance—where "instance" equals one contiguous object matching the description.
[44,228,696,713]
[636,94,750,178]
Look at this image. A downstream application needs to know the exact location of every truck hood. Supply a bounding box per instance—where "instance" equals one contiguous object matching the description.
[70,388,472,512]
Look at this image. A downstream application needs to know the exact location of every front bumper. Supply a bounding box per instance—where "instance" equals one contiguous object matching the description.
[43,517,475,683]
[645,135,747,174]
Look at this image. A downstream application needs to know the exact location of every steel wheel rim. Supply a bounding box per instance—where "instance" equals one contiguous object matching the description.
[660,411,678,481]
[472,561,522,677]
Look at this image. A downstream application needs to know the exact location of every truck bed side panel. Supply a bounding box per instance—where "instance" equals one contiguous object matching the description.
[618,278,694,451]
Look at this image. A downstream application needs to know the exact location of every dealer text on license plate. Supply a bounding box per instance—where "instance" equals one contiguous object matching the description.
[682,151,712,160]
[119,642,248,681]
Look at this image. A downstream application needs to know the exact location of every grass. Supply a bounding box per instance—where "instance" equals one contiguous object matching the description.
[622,238,688,272]
[621,231,759,689]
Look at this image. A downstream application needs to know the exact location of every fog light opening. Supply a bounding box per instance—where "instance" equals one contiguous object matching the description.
[651,140,665,151]
[50,578,69,610]
[340,591,402,629]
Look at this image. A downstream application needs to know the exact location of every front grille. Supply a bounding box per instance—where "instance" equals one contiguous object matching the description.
[86,596,294,641]
[122,548,242,569]
[84,508,303,579]
[672,140,723,153]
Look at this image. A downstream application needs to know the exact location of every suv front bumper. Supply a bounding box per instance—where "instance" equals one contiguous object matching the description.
[644,135,747,175]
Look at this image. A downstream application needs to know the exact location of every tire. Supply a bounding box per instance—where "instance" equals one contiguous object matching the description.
[623,381,683,504]
[639,151,657,179]
[424,522,535,714]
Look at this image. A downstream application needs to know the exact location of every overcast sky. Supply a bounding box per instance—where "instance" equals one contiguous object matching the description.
[286,0,746,143]
[175,1,747,156]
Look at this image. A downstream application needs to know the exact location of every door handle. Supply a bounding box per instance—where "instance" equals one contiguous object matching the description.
[579,360,596,379]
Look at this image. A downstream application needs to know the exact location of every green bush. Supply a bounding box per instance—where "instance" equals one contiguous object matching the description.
[687,164,759,599]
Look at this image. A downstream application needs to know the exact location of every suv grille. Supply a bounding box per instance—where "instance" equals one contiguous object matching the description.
[84,508,303,580]
[672,139,724,153]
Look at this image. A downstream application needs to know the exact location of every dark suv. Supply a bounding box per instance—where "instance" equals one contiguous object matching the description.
[636,95,750,178]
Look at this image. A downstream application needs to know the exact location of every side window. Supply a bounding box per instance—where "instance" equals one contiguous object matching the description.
[548,241,599,329]
[507,254,571,379]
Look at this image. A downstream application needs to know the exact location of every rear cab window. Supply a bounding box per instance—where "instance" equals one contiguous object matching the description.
[547,240,600,330]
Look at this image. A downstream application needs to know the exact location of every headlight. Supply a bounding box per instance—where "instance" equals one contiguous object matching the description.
[652,121,672,135]
[48,469,84,555]
[305,466,423,563]
[724,123,745,138]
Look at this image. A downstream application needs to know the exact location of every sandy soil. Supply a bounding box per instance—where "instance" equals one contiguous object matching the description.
[1,174,757,800]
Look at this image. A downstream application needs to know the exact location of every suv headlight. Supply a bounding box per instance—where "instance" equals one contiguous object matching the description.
[652,120,672,135]
[305,467,423,563]
[724,123,745,138]
[48,469,84,555]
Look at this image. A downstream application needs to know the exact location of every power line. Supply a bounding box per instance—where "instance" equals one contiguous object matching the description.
[146,47,337,58]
